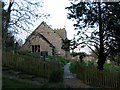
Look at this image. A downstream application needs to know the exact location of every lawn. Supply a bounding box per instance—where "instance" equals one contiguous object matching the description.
[2,77,66,89]
[2,77,42,89]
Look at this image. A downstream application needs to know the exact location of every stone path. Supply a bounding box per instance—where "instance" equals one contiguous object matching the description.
[64,63,90,88]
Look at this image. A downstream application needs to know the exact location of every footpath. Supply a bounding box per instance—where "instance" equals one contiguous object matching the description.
[64,63,90,88]
[2,63,91,88]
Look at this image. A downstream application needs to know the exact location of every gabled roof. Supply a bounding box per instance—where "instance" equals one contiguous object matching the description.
[32,21,53,34]
[22,21,66,48]
[22,29,55,48]
[36,33,55,48]
[33,21,65,40]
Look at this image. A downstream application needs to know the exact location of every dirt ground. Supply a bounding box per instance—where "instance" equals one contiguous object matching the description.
[64,78,90,88]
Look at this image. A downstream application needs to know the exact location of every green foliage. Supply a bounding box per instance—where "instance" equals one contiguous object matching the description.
[70,37,78,52]
[17,50,41,58]
[47,55,68,66]
[3,52,61,79]
[49,70,63,83]
[77,63,120,88]
[2,77,42,88]
[66,1,120,70]
[61,38,71,51]
[87,61,95,68]
[71,52,87,62]
[109,55,120,66]
[17,51,68,66]
[104,63,120,72]
[69,61,81,73]
[69,62,76,73]
[104,63,112,71]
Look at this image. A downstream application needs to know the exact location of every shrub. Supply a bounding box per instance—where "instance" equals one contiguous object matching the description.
[17,50,41,58]
[87,61,95,68]
[3,52,61,79]
[49,70,63,83]
[69,61,79,73]
[47,55,68,66]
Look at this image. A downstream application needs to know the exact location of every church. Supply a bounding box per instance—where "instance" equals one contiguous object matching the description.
[21,21,70,58]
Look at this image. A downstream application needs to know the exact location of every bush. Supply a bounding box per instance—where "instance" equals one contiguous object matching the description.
[87,61,95,67]
[69,61,79,73]
[3,52,61,79]
[47,55,68,66]
[49,70,63,83]
[17,50,42,58]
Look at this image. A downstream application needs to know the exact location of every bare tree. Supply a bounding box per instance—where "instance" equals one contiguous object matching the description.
[2,0,49,49]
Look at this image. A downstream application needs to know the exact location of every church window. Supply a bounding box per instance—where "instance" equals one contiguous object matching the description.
[32,45,35,52]
[35,45,37,52]
[52,48,55,55]
[32,45,40,53]
[38,45,40,52]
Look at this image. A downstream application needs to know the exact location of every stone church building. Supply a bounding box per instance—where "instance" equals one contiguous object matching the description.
[21,22,70,58]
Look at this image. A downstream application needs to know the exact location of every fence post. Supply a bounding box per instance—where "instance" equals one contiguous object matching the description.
[118,72,120,88]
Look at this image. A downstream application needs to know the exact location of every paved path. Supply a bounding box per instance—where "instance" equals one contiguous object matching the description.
[64,63,76,79]
[64,63,90,88]
[3,63,90,88]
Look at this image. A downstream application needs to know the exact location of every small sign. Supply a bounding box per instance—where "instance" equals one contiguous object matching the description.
[41,51,48,56]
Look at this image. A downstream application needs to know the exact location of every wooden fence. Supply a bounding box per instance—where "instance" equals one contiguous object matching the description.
[2,51,61,79]
[77,65,120,88]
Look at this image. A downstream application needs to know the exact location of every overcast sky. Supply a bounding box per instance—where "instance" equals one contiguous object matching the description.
[41,0,91,53]
[42,0,77,40]
[13,0,76,41]
[4,0,91,53]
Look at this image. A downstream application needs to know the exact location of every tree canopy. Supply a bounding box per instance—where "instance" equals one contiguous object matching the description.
[66,1,120,70]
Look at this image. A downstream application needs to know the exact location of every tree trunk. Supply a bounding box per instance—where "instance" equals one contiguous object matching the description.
[3,1,14,49]
[97,2,106,71]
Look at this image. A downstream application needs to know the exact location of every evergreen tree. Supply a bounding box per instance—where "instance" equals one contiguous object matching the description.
[61,38,71,58]
[66,1,120,70]
[70,36,78,53]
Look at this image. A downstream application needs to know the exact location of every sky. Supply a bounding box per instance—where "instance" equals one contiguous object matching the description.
[4,0,76,39]
[42,0,76,40]
[4,0,91,54]
[41,0,91,53]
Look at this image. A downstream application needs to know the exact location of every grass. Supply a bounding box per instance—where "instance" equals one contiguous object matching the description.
[2,77,42,89]
[2,77,66,89]
[3,52,62,79]
[104,63,112,71]
[17,50,69,66]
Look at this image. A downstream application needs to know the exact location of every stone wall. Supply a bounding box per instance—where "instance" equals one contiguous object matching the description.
[21,34,53,55]
[21,22,69,57]
[54,28,67,40]
[35,22,65,56]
